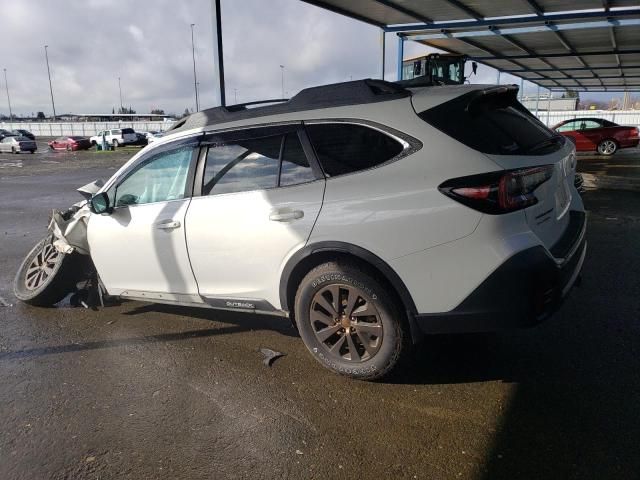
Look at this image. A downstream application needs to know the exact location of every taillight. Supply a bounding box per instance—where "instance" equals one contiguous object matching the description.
[439,166,553,214]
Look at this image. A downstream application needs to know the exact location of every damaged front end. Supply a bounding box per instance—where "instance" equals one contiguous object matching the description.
[13,180,106,308]
[49,180,103,255]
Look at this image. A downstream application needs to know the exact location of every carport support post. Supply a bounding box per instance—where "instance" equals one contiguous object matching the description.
[496,70,501,84]
[519,78,524,101]
[210,0,226,107]
[396,35,405,81]
[535,85,540,116]
[380,29,386,80]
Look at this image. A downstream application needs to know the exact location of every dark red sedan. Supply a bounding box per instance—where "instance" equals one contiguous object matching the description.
[552,118,639,155]
[48,136,92,151]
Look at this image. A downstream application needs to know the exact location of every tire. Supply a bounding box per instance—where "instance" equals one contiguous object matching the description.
[294,261,410,380]
[597,139,617,156]
[112,139,118,148]
[90,140,96,146]
[13,236,83,306]
[30,150,35,154]
[11,147,16,154]
[66,144,71,151]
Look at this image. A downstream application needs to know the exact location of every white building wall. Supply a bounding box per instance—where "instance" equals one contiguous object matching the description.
[0,120,174,137]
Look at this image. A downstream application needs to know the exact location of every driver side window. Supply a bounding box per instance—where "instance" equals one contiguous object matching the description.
[115,146,194,207]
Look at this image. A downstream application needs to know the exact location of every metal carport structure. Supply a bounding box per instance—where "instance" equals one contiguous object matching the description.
[300,0,640,93]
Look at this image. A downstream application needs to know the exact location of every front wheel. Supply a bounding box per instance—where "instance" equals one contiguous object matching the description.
[598,139,617,156]
[11,147,17,154]
[13,236,84,306]
[294,261,410,380]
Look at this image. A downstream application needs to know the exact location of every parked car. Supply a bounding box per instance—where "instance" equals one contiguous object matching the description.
[133,132,148,146]
[146,131,164,143]
[13,80,586,381]
[48,136,92,151]
[0,135,37,153]
[11,129,36,140]
[89,128,137,147]
[552,118,640,155]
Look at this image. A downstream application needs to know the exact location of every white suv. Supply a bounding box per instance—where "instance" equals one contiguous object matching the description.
[90,128,137,147]
[14,80,586,380]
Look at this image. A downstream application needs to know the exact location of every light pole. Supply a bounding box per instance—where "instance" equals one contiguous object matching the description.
[118,77,123,112]
[279,64,285,99]
[3,68,12,121]
[44,45,56,121]
[190,23,199,112]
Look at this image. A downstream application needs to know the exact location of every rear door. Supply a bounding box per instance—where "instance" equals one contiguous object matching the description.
[184,124,325,309]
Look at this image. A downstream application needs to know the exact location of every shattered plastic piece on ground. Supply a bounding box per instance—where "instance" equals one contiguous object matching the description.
[260,348,285,367]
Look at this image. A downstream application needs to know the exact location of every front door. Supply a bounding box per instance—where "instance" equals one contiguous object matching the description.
[184,126,325,310]
[87,140,202,304]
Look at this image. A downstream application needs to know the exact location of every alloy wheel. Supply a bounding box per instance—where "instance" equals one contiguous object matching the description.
[25,241,60,290]
[310,284,383,362]
[598,140,616,155]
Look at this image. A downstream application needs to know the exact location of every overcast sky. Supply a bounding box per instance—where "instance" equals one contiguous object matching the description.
[0,0,608,117]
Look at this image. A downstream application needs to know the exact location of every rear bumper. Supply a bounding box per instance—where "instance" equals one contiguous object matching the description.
[415,210,587,334]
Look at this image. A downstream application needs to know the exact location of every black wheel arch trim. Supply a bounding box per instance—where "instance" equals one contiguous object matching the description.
[280,241,422,341]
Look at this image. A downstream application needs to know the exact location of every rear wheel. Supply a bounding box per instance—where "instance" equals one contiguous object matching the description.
[11,147,17,154]
[14,236,84,306]
[294,261,410,380]
[112,139,118,148]
[66,144,71,151]
[597,139,617,156]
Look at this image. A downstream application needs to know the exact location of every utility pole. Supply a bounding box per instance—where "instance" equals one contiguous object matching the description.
[3,68,12,121]
[44,45,56,121]
[118,77,123,112]
[190,23,199,112]
[280,64,285,99]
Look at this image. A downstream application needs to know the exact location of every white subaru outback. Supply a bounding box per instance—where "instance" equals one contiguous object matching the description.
[14,80,586,380]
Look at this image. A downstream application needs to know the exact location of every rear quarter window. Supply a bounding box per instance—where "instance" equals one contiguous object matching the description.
[419,90,561,156]
[306,123,403,177]
[122,128,135,134]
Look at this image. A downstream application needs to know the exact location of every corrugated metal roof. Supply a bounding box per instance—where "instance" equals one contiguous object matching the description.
[301,0,640,91]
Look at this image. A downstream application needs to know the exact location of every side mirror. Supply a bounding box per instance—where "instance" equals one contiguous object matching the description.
[472,62,478,75]
[90,192,111,214]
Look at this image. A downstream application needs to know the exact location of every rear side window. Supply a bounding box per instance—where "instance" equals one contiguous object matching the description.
[202,130,318,196]
[306,123,403,177]
[419,90,561,155]
[122,128,135,134]
[280,133,315,186]
[203,136,281,195]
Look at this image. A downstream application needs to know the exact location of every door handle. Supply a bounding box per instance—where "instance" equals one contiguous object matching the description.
[269,210,304,222]
[154,220,181,230]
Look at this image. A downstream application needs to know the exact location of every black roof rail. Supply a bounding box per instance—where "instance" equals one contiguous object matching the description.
[167,79,410,133]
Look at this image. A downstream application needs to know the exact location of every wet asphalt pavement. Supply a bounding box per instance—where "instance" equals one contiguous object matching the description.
[1,146,639,479]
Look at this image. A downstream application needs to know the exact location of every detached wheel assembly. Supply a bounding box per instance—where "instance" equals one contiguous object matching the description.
[14,236,85,306]
[294,261,410,380]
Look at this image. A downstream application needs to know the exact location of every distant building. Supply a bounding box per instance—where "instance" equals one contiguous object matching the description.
[521,95,579,111]
[55,113,175,122]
